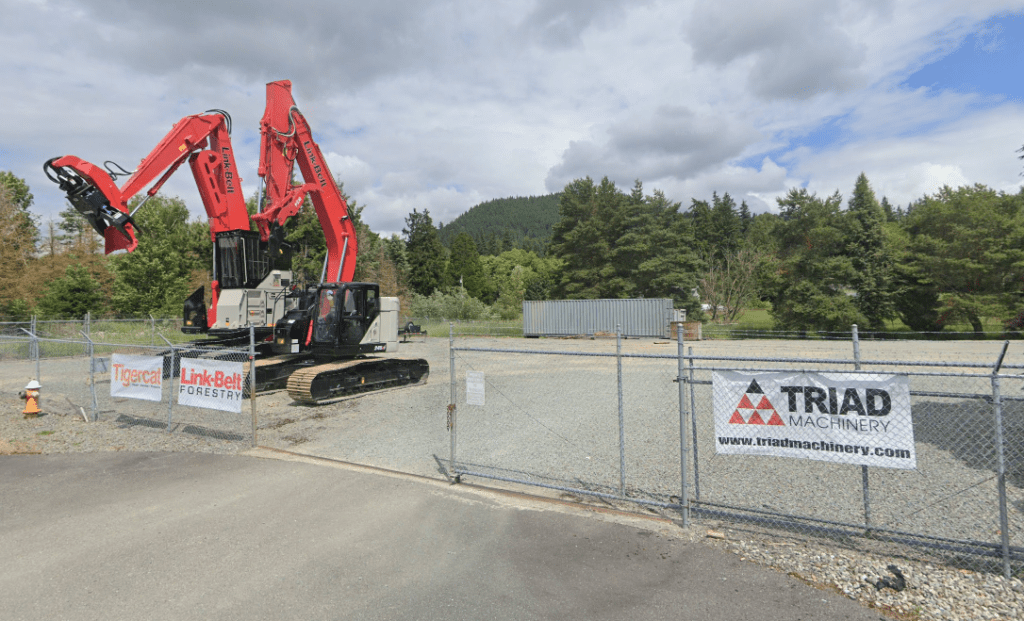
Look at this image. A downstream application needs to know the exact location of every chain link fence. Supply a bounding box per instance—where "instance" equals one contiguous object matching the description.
[5,315,1022,577]
[445,327,1024,578]
[1,317,256,448]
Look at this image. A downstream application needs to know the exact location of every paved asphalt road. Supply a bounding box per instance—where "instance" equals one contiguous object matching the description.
[0,451,886,621]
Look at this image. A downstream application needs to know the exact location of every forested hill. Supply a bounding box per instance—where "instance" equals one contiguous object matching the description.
[438,194,560,254]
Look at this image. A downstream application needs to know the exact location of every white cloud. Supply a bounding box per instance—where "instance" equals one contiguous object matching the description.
[686,0,871,100]
[2,0,1024,244]
[783,102,1024,207]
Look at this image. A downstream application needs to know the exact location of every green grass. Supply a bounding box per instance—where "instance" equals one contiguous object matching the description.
[704,307,1018,340]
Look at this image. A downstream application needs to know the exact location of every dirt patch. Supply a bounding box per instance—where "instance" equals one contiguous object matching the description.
[0,437,40,454]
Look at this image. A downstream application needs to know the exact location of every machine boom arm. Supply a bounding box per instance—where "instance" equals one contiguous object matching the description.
[44,111,250,253]
[253,80,357,283]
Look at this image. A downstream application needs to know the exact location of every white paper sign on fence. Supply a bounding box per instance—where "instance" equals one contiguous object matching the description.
[713,371,916,469]
[110,354,163,402]
[467,371,485,406]
[178,357,245,413]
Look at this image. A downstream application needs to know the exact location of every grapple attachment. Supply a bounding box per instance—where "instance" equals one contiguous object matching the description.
[44,156,140,253]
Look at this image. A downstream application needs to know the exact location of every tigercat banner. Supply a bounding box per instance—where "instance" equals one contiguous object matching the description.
[713,371,916,469]
[177,357,245,413]
[110,354,164,402]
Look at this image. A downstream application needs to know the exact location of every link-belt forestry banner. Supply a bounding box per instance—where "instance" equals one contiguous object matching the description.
[713,371,916,469]
[110,354,163,402]
[177,357,245,413]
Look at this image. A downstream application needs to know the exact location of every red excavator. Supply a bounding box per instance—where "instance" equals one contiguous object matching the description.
[44,80,428,404]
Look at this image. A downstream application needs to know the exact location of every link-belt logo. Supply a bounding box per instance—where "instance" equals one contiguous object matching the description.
[303,140,328,187]
[222,147,235,193]
[180,367,244,391]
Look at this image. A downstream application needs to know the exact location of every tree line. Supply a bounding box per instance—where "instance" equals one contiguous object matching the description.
[404,173,1024,333]
[3,169,1022,333]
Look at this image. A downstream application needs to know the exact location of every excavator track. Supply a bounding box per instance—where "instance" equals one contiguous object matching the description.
[286,357,429,405]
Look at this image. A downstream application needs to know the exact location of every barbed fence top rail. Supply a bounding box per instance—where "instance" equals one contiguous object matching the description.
[452,343,1021,370]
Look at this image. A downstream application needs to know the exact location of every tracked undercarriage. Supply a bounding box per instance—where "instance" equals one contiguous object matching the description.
[284,357,429,404]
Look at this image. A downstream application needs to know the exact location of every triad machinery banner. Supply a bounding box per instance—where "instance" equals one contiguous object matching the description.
[110,354,164,402]
[178,357,245,413]
[713,371,916,469]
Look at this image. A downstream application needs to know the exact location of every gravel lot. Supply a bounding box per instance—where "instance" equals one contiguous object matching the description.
[3,334,1023,620]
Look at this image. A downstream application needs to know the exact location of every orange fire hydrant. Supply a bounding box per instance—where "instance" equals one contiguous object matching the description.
[19,380,41,418]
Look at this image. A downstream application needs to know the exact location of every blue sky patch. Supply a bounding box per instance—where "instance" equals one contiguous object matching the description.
[903,13,1024,101]
[736,113,853,171]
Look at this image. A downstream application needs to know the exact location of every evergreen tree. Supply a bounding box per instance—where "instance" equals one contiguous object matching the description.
[617,184,701,308]
[55,204,103,253]
[446,231,491,300]
[764,188,864,332]
[710,192,741,261]
[880,196,898,222]
[438,193,561,252]
[899,184,1024,334]
[548,177,612,299]
[738,201,752,234]
[846,173,895,330]
[0,181,37,314]
[109,195,207,316]
[35,264,107,318]
[278,180,363,285]
[549,177,701,310]
[0,171,38,252]
[282,197,328,284]
[687,198,714,259]
[495,265,527,319]
[0,171,38,248]
[403,208,447,296]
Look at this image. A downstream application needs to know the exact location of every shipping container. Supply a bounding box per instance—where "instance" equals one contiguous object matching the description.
[522,299,678,338]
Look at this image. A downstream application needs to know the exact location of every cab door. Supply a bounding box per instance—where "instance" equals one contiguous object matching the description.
[312,288,339,345]
[339,287,366,347]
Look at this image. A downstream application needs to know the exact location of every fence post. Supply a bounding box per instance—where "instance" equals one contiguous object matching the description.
[617,325,626,498]
[250,325,257,448]
[689,346,700,501]
[991,341,1011,579]
[449,322,458,479]
[676,322,690,526]
[31,315,39,382]
[158,334,176,431]
[84,312,90,356]
[149,314,156,346]
[79,330,97,421]
[852,325,872,532]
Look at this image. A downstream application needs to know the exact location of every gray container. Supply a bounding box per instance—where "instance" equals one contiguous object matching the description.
[522,299,675,338]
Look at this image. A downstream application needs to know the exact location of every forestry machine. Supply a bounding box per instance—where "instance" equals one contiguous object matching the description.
[44,80,428,404]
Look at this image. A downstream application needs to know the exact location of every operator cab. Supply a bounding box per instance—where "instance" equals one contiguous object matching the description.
[271,282,384,357]
[310,283,381,357]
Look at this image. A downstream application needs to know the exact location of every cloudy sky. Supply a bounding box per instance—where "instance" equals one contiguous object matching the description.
[2,0,1023,237]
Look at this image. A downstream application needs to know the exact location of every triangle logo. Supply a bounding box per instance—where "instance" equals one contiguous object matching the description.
[728,380,785,426]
